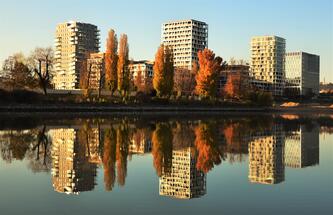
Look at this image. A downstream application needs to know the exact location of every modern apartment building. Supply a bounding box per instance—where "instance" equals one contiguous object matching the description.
[53,21,100,89]
[284,125,319,168]
[248,125,285,184]
[250,36,286,96]
[87,52,105,90]
[159,147,206,199]
[285,52,320,96]
[162,19,208,69]
[49,128,97,194]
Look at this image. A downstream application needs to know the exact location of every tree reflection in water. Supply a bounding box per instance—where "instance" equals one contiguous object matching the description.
[0,115,329,195]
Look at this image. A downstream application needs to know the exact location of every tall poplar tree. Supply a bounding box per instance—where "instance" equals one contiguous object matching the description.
[117,34,129,95]
[105,29,118,95]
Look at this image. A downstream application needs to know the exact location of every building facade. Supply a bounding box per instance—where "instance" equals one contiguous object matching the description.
[49,128,97,194]
[128,61,154,92]
[284,125,319,168]
[159,147,206,199]
[162,19,208,69]
[219,65,250,98]
[86,53,105,90]
[285,52,320,96]
[250,36,286,96]
[248,125,285,184]
[53,21,100,89]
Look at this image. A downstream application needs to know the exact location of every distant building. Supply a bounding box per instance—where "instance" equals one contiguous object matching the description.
[250,36,286,96]
[285,52,320,96]
[53,21,100,89]
[248,125,285,184]
[49,128,97,194]
[128,60,154,92]
[162,19,208,69]
[159,147,206,199]
[87,52,105,90]
[219,65,250,98]
[284,125,319,168]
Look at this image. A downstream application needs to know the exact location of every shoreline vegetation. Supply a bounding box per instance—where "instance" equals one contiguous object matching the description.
[0,89,332,114]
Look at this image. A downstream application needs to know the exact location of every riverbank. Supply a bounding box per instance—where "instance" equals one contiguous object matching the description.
[0,103,332,114]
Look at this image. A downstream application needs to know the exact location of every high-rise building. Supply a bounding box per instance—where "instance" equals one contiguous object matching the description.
[159,147,206,199]
[284,125,319,168]
[250,36,286,96]
[86,52,105,90]
[285,52,320,96]
[248,125,285,184]
[53,21,100,89]
[162,19,208,69]
[49,128,97,194]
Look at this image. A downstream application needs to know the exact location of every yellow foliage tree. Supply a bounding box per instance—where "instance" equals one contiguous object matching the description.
[117,34,129,95]
[153,45,174,97]
[105,29,118,94]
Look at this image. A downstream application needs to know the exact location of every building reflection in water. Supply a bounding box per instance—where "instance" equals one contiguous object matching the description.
[159,147,206,199]
[248,125,285,185]
[284,125,319,168]
[49,128,98,195]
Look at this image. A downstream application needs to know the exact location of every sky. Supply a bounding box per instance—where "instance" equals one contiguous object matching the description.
[0,0,332,82]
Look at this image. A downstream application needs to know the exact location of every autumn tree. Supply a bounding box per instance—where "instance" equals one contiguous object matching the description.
[153,45,174,98]
[117,34,130,95]
[195,49,224,99]
[28,47,54,95]
[152,122,173,176]
[79,52,93,97]
[105,29,118,95]
[102,128,117,191]
[194,121,225,173]
[116,123,129,186]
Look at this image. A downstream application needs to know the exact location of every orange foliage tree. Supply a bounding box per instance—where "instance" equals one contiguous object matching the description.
[153,45,174,97]
[195,49,224,98]
[117,34,130,95]
[152,122,173,176]
[105,29,118,95]
[102,128,117,191]
[116,124,129,186]
[194,121,225,173]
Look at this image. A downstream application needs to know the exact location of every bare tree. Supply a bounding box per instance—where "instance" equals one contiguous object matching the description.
[28,47,54,95]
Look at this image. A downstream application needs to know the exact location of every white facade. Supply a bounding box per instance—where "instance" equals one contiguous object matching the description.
[162,19,208,69]
[250,36,286,96]
[53,21,100,89]
[128,61,154,81]
[285,52,320,96]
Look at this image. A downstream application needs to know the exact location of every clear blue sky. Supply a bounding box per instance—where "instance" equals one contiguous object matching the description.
[0,0,332,81]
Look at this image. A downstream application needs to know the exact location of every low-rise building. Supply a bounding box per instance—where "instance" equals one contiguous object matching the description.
[128,61,154,92]
[218,65,250,98]
[86,52,105,90]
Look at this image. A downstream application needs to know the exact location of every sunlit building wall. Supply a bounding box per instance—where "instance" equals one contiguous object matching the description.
[49,128,97,194]
[248,126,285,184]
[162,19,208,69]
[284,125,319,168]
[53,21,100,89]
[250,36,286,96]
[86,53,105,90]
[285,52,320,96]
[159,147,206,199]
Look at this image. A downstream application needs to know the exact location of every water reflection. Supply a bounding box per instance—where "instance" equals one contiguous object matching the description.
[0,115,329,199]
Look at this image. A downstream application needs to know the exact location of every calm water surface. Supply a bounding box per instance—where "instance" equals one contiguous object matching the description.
[0,114,332,215]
